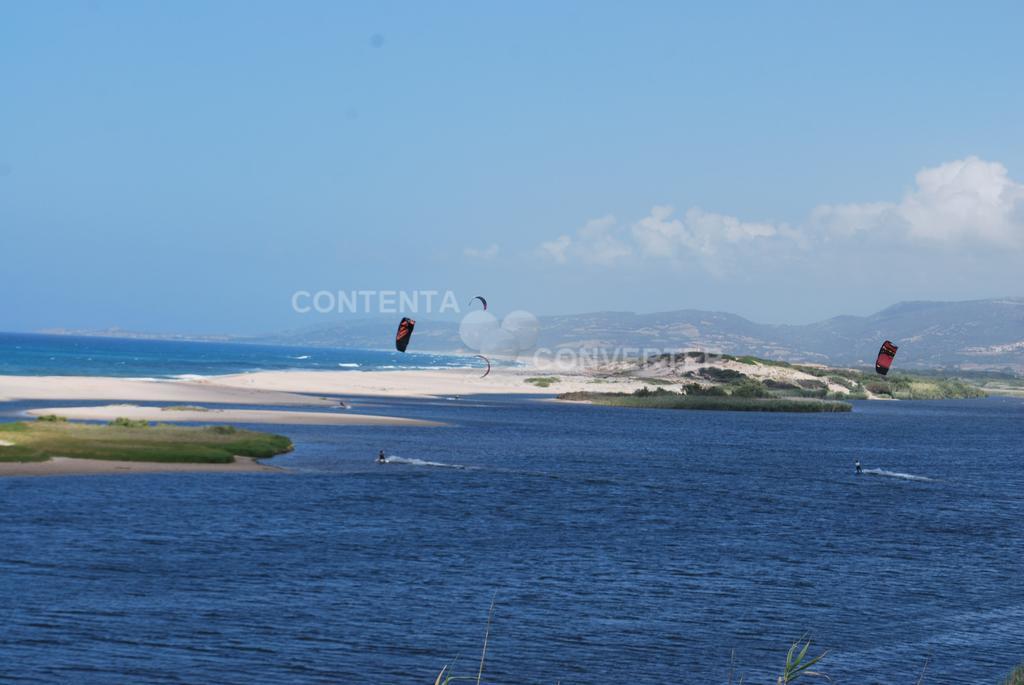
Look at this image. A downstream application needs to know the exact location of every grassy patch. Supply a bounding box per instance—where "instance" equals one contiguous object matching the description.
[897,378,987,400]
[699,367,748,383]
[109,417,151,428]
[162,405,211,412]
[980,382,1024,397]
[682,383,728,396]
[865,376,987,399]
[558,389,851,412]
[635,376,674,385]
[728,378,772,398]
[599,350,991,401]
[722,354,794,368]
[1002,665,1024,685]
[0,421,292,463]
[524,376,560,388]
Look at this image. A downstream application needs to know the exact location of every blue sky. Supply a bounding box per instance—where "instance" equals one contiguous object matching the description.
[2,1,1023,334]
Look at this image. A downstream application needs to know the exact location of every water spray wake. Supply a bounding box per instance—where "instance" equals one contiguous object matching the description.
[383,456,474,470]
[862,468,934,482]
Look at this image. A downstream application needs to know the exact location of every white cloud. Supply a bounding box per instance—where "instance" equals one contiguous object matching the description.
[544,206,790,271]
[539,235,571,263]
[575,215,631,264]
[463,244,500,260]
[631,205,685,258]
[900,156,1024,246]
[811,156,1024,247]
[682,207,779,251]
[538,156,1024,276]
[810,202,893,237]
[539,215,631,265]
[630,205,787,261]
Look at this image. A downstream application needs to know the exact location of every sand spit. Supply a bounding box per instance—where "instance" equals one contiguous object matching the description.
[0,456,278,478]
[23,404,444,427]
[0,375,335,406]
[210,368,647,398]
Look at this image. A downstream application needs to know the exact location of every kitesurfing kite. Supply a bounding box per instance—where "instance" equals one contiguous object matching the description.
[875,340,898,375]
[470,296,488,310]
[474,354,491,378]
[395,317,415,352]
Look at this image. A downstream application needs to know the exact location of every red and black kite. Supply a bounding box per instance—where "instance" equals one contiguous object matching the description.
[875,340,898,375]
[395,317,415,352]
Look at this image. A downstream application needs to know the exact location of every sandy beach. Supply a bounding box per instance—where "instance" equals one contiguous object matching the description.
[0,368,645,405]
[0,455,278,477]
[2,369,535,477]
[1,362,855,417]
[1,357,860,408]
[22,404,444,427]
[0,374,338,405]
[205,368,646,398]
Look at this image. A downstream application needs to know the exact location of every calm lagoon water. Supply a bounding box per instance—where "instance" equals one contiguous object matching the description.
[1,394,1022,683]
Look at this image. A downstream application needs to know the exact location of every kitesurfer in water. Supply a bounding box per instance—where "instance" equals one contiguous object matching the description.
[378,450,386,464]
[855,460,862,475]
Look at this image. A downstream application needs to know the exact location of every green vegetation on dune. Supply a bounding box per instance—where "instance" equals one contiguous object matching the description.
[524,376,560,388]
[861,375,987,399]
[681,383,727,396]
[635,376,674,385]
[634,349,994,401]
[954,371,1024,397]
[109,417,151,428]
[698,366,748,383]
[720,353,794,368]
[558,388,851,412]
[1002,665,1024,685]
[0,420,292,463]
[793,366,988,400]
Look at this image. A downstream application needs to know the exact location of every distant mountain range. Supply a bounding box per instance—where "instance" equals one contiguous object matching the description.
[253,298,1024,373]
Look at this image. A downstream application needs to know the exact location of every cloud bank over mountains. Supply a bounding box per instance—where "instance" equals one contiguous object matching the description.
[537,157,1024,273]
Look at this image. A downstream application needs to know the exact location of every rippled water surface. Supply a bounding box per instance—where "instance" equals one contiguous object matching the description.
[0,332,479,377]
[2,397,1023,683]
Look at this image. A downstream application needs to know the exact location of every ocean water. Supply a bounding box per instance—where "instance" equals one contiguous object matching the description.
[0,332,481,377]
[1,394,1023,683]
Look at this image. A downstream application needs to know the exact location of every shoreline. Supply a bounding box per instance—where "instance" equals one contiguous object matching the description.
[0,368,649,404]
[0,455,280,478]
[21,404,445,427]
[181,368,647,398]
[0,374,339,405]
